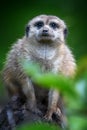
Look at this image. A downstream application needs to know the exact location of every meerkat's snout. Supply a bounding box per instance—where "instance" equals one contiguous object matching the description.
[37,25,55,43]
[41,27,49,36]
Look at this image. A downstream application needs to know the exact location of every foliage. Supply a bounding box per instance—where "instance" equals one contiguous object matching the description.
[17,123,59,130]
[16,60,87,130]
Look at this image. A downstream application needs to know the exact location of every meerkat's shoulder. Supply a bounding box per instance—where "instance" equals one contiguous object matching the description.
[8,37,27,53]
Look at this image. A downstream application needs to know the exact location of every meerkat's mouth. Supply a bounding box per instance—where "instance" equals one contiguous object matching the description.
[37,36,54,43]
[36,32,55,43]
[41,32,49,37]
[40,33,54,39]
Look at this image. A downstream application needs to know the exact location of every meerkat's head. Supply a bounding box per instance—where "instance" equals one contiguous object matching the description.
[25,15,68,45]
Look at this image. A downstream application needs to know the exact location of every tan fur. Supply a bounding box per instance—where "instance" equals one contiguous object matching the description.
[3,15,76,124]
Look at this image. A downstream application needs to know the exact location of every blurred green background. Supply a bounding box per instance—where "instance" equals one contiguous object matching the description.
[0,0,87,70]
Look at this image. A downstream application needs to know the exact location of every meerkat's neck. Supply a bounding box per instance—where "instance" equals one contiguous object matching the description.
[23,36,65,61]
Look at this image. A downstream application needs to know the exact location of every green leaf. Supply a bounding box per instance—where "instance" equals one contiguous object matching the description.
[17,123,60,130]
[69,116,87,130]
[22,60,41,76]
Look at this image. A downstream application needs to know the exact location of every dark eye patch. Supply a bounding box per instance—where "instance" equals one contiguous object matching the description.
[50,22,59,29]
[34,21,44,29]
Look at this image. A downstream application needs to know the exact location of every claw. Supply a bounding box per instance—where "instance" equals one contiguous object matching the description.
[44,114,52,122]
[54,108,67,128]
[44,107,62,122]
[55,107,62,117]
[44,109,53,122]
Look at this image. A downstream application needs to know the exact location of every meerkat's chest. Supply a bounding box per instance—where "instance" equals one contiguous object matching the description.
[32,45,63,72]
[36,45,56,60]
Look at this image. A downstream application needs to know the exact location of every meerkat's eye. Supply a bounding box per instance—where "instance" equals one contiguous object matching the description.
[34,21,44,29]
[50,22,59,29]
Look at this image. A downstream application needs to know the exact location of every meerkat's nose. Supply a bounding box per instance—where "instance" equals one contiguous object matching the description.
[42,29,49,36]
[42,29,48,33]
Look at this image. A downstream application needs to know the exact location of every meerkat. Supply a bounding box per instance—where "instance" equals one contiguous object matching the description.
[3,15,76,123]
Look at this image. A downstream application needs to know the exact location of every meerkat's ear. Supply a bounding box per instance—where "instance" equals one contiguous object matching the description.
[25,25,30,37]
[64,28,68,39]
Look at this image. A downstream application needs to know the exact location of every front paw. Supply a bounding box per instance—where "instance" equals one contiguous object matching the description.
[54,108,67,128]
[44,107,62,121]
[44,109,54,121]
[54,107,62,117]
[44,113,52,122]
